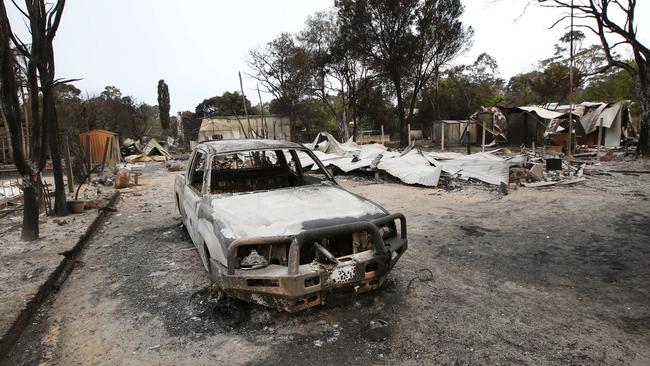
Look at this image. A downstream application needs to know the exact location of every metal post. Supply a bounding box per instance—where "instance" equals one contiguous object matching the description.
[380,125,385,145]
[441,122,445,151]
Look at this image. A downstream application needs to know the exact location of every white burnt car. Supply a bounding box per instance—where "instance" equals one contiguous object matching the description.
[174,139,407,312]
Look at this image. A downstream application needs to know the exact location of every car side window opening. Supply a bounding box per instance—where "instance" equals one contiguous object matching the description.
[208,148,332,195]
[296,151,331,185]
[189,151,207,193]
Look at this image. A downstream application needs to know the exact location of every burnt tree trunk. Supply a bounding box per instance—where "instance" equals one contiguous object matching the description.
[21,176,40,241]
[47,96,67,215]
[393,76,408,148]
[634,72,649,155]
[0,0,67,240]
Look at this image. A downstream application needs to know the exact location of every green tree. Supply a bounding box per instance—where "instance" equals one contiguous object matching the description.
[83,86,155,139]
[295,98,338,140]
[54,84,84,130]
[336,0,473,147]
[418,53,504,122]
[355,77,398,135]
[179,110,199,142]
[578,66,639,113]
[195,91,254,119]
[504,72,543,107]
[157,79,170,130]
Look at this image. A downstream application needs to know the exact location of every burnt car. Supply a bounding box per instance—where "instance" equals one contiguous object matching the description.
[174,139,407,312]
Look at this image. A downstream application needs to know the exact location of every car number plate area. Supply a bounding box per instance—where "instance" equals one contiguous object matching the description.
[330,264,356,285]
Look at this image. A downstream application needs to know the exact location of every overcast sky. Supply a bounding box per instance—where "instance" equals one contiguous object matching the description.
[6,0,649,114]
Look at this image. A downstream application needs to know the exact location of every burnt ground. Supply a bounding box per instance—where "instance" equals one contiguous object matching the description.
[3,160,650,365]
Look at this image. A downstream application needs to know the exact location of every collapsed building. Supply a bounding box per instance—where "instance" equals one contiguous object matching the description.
[198,115,292,144]
[304,132,531,188]
[463,101,636,151]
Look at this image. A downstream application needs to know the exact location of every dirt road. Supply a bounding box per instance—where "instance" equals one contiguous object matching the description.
[4,162,650,365]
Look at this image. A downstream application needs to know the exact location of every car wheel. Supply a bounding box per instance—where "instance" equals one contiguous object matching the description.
[176,194,185,225]
[202,243,212,274]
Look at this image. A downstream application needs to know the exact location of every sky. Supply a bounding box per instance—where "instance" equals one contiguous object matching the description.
[6,0,649,114]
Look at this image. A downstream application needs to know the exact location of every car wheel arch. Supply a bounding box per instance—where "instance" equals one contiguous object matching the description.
[197,236,212,274]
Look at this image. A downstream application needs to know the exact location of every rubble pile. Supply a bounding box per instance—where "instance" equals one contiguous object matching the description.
[300,132,528,187]
[122,137,172,163]
[302,132,588,189]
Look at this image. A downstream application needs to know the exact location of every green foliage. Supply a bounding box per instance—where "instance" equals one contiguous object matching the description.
[503,72,543,107]
[195,91,254,119]
[54,84,84,130]
[355,77,398,134]
[503,31,608,107]
[294,98,338,139]
[54,85,159,139]
[578,67,640,114]
[180,110,199,141]
[417,53,504,122]
[157,79,170,130]
[336,0,472,146]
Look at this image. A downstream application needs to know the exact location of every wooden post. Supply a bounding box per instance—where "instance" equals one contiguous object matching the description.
[441,122,445,151]
[466,130,471,155]
[1,138,5,162]
[597,117,604,157]
[273,120,277,140]
[257,83,267,138]
[407,124,412,145]
[381,125,385,145]
[566,2,575,174]
[64,136,74,193]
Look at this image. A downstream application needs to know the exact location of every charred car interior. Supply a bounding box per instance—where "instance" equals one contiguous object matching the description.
[175,140,407,312]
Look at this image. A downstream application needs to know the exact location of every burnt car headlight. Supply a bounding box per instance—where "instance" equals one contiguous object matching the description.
[237,243,289,269]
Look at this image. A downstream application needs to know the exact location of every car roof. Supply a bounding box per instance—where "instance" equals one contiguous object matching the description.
[197,139,305,154]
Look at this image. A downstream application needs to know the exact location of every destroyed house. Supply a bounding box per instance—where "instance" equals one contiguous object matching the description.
[468,102,634,148]
[198,115,291,142]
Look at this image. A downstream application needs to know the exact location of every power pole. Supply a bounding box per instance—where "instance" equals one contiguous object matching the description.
[567,0,575,173]
[257,83,267,138]
[239,72,252,138]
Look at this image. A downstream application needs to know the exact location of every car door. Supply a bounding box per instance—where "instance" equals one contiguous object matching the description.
[183,149,207,245]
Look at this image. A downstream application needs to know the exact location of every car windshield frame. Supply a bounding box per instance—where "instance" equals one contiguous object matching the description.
[204,146,336,196]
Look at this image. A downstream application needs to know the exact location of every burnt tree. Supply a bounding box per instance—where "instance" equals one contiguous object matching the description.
[248,33,310,141]
[336,0,472,147]
[0,0,68,239]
